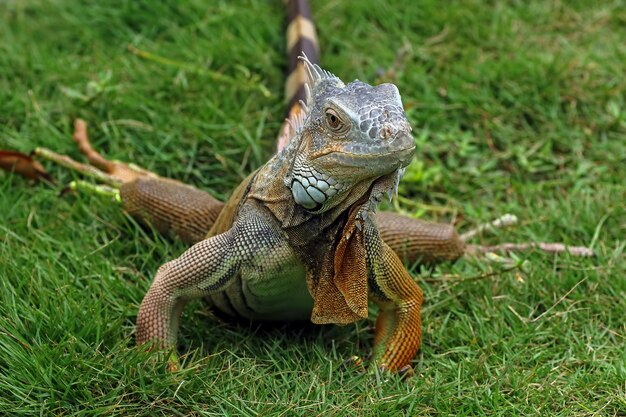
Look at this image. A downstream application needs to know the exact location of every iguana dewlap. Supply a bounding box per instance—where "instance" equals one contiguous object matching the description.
[135,57,425,372]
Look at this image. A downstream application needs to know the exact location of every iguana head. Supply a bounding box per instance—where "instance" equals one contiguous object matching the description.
[284,55,415,213]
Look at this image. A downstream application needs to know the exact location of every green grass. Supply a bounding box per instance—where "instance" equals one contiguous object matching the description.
[1,0,625,415]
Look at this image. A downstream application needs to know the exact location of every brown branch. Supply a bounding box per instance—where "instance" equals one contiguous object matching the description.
[466,242,594,257]
[72,118,114,173]
[461,213,518,241]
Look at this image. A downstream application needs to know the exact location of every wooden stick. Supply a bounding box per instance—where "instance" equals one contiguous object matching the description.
[467,242,594,257]
[461,213,518,241]
[72,119,114,173]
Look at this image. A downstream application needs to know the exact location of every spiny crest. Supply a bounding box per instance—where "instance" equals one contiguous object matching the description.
[299,52,341,90]
[286,108,307,138]
[283,53,345,142]
[299,53,344,108]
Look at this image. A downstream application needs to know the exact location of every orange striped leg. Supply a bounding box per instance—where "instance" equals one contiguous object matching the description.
[371,242,423,374]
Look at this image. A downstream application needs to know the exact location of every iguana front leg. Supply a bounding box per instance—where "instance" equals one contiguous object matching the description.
[136,228,239,346]
[366,224,423,373]
[136,205,290,348]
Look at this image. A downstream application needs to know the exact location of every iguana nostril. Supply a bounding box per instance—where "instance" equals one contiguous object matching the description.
[380,125,393,140]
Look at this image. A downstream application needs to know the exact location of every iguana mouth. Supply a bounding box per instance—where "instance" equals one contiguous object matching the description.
[312,144,415,169]
[312,131,414,151]
[310,131,415,167]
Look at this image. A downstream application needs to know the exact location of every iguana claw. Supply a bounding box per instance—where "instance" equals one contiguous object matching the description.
[397,364,414,379]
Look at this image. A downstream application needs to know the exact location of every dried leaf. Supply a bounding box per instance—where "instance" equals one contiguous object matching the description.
[0,150,54,182]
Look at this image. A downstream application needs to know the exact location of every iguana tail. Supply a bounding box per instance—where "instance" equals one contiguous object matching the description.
[277,0,320,152]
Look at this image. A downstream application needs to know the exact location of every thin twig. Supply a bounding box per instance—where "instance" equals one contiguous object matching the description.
[529,278,588,323]
[467,242,595,257]
[127,44,271,97]
[72,118,114,173]
[0,330,32,351]
[461,213,518,241]
[422,263,522,283]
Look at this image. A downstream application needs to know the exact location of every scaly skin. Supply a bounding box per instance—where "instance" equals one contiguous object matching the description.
[135,56,423,372]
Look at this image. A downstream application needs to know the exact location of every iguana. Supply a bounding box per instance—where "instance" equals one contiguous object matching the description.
[1,0,593,376]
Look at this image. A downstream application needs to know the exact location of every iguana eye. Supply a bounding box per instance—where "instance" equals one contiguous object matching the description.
[325,109,344,131]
